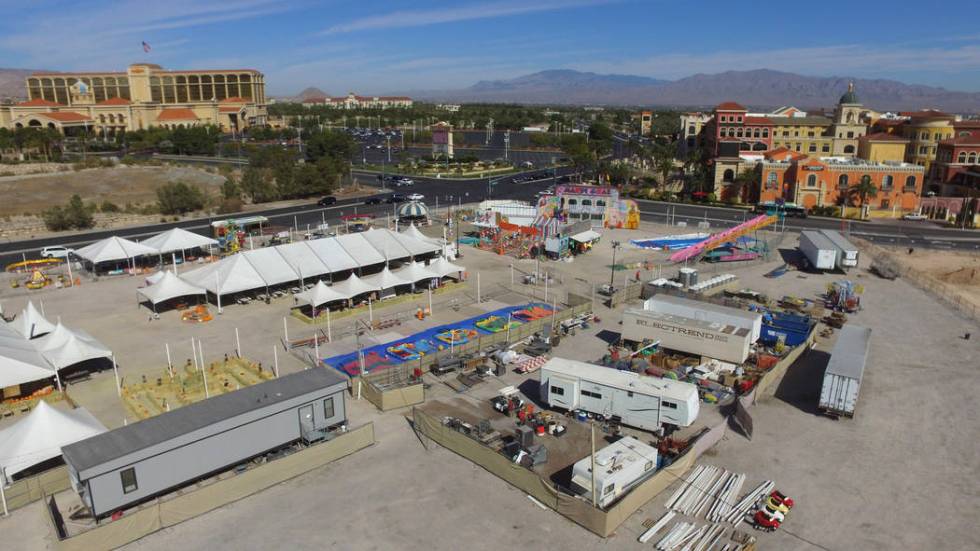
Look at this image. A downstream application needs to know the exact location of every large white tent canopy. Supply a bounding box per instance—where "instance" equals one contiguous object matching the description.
[14,301,55,339]
[141,228,218,255]
[35,323,112,370]
[182,254,266,296]
[275,242,331,280]
[241,248,300,287]
[295,281,349,308]
[361,228,412,260]
[336,233,387,266]
[304,238,359,273]
[0,322,56,388]
[331,273,380,299]
[362,266,411,292]
[0,401,107,480]
[429,256,466,279]
[137,271,206,305]
[402,223,444,247]
[395,260,439,284]
[75,236,158,264]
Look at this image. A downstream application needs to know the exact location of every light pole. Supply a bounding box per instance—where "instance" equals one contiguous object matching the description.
[609,240,621,291]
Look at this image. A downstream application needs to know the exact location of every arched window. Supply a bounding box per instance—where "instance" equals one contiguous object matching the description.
[843,145,855,154]
[762,128,769,138]
[736,128,743,137]
[582,199,592,206]
[728,128,735,137]
[882,175,893,190]
[753,128,761,138]
[969,152,978,164]
[838,174,848,189]
[846,112,854,123]
[596,200,606,207]
[905,175,916,190]
[723,169,734,182]
[568,199,577,206]
[958,152,968,163]
[688,125,695,134]
[806,174,817,187]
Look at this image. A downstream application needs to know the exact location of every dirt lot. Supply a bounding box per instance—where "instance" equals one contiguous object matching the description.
[0,221,977,551]
[0,165,225,217]
[886,247,980,310]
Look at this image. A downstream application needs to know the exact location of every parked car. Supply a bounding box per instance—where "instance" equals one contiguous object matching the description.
[317,196,337,206]
[395,178,414,187]
[40,246,75,259]
[407,193,424,201]
[385,193,406,204]
[364,197,382,205]
[902,212,927,221]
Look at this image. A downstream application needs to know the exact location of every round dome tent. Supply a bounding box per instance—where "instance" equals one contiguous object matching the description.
[397,201,429,223]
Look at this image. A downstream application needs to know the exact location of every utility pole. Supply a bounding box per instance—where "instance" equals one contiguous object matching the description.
[609,240,621,291]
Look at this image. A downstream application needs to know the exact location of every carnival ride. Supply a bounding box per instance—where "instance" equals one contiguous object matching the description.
[669,215,779,263]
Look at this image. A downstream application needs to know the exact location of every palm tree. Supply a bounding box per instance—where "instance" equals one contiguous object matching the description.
[850,175,878,207]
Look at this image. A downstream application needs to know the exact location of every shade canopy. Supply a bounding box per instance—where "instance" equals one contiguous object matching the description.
[397,201,429,219]
[295,281,349,308]
[331,273,380,299]
[335,233,386,267]
[0,401,107,480]
[361,228,412,261]
[15,301,55,339]
[75,236,158,264]
[140,227,218,254]
[362,266,411,291]
[241,248,299,287]
[137,271,206,305]
[570,230,601,243]
[394,260,439,283]
[429,256,466,279]
[275,241,331,280]
[0,322,56,388]
[35,323,112,370]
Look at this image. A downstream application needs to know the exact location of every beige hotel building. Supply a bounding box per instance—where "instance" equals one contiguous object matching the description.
[0,63,267,135]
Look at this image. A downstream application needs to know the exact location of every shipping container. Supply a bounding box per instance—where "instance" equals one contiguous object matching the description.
[644,294,762,342]
[819,230,859,269]
[621,308,752,364]
[539,357,700,430]
[819,325,871,418]
[798,231,837,271]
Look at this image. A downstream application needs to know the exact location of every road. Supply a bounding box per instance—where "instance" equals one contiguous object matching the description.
[2,171,977,267]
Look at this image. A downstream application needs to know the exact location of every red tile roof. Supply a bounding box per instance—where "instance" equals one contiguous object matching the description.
[953,120,980,129]
[860,132,908,142]
[38,111,92,123]
[715,101,747,111]
[97,97,131,106]
[744,116,772,125]
[18,98,62,107]
[156,108,199,121]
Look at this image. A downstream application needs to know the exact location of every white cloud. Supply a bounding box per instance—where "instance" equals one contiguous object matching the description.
[322,0,612,35]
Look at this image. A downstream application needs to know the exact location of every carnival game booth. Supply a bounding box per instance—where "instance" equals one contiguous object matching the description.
[140,228,218,266]
[75,236,159,276]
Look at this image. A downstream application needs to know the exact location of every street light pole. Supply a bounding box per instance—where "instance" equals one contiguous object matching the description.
[609,241,620,291]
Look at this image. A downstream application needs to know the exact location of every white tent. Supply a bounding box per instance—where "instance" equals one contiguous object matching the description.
[394,261,439,284]
[145,270,167,286]
[331,273,380,300]
[0,401,107,480]
[295,281,349,308]
[429,256,466,280]
[0,322,55,388]
[35,323,112,370]
[361,228,412,260]
[141,228,218,255]
[402,223,430,243]
[275,242,331,280]
[392,227,442,256]
[14,301,55,339]
[182,254,267,296]
[137,271,206,306]
[241,248,300,287]
[304,238,359,274]
[362,266,411,294]
[75,236,158,264]
[335,233,386,267]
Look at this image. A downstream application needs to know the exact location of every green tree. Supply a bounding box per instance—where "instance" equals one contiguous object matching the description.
[849,175,878,207]
[156,182,206,214]
[240,167,278,203]
[220,176,241,200]
[42,194,94,231]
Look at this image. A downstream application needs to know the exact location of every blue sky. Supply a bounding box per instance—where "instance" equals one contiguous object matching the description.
[1,0,979,95]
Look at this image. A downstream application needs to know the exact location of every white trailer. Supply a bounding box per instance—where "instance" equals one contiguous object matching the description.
[819,325,871,418]
[570,436,659,507]
[820,229,860,269]
[798,230,837,271]
[644,294,762,342]
[539,357,700,430]
[621,308,753,364]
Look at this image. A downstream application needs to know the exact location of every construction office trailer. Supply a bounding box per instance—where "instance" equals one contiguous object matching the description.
[539,357,699,430]
[644,294,762,342]
[621,308,752,364]
[798,231,838,271]
[570,436,660,507]
[61,368,347,519]
[819,325,871,418]
[819,229,860,269]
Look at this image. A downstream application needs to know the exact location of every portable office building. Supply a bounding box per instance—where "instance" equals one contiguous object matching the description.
[819,229,859,269]
[539,357,699,430]
[621,308,752,364]
[570,436,659,507]
[61,368,347,519]
[798,231,837,271]
[644,294,762,342]
[819,325,871,418]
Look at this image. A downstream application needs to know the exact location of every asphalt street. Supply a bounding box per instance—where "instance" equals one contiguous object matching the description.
[2,169,977,267]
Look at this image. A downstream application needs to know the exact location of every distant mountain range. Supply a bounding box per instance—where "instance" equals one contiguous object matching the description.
[408,69,980,112]
[0,68,38,99]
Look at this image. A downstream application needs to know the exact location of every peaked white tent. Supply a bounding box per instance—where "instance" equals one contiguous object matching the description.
[35,323,112,370]
[0,322,55,389]
[295,281,349,308]
[241,248,299,286]
[362,267,411,296]
[429,256,466,280]
[335,233,386,267]
[304,238,359,274]
[75,236,158,265]
[137,271,206,306]
[361,228,412,261]
[275,241,331,280]
[15,301,55,339]
[394,261,439,285]
[392,227,442,256]
[182,254,267,296]
[0,401,107,481]
[141,227,218,255]
[331,273,380,301]
[145,270,167,286]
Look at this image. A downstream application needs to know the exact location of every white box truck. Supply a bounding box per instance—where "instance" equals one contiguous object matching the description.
[819,325,871,418]
[798,230,837,271]
[539,357,700,430]
[819,229,859,269]
[570,436,659,507]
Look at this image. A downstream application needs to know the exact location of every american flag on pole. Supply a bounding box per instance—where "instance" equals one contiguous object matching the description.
[142,41,151,53]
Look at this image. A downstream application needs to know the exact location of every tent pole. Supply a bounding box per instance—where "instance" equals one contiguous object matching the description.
[235,327,241,358]
[313,329,319,365]
[112,354,121,396]
[273,346,279,377]
[200,340,210,398]
[67,256,74,287]
[326,307,332,342]
[191,338,199,371]
[283,317,289,344]
[165,342,173,378]
[198,338,207,385]
[428,288,433,316]
[215,273,222,314]
[172,252,177,274]
[368,297,373,325]
[55,370,62,392]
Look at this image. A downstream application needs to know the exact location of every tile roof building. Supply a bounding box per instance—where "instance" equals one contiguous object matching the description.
[301,92,413,110]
